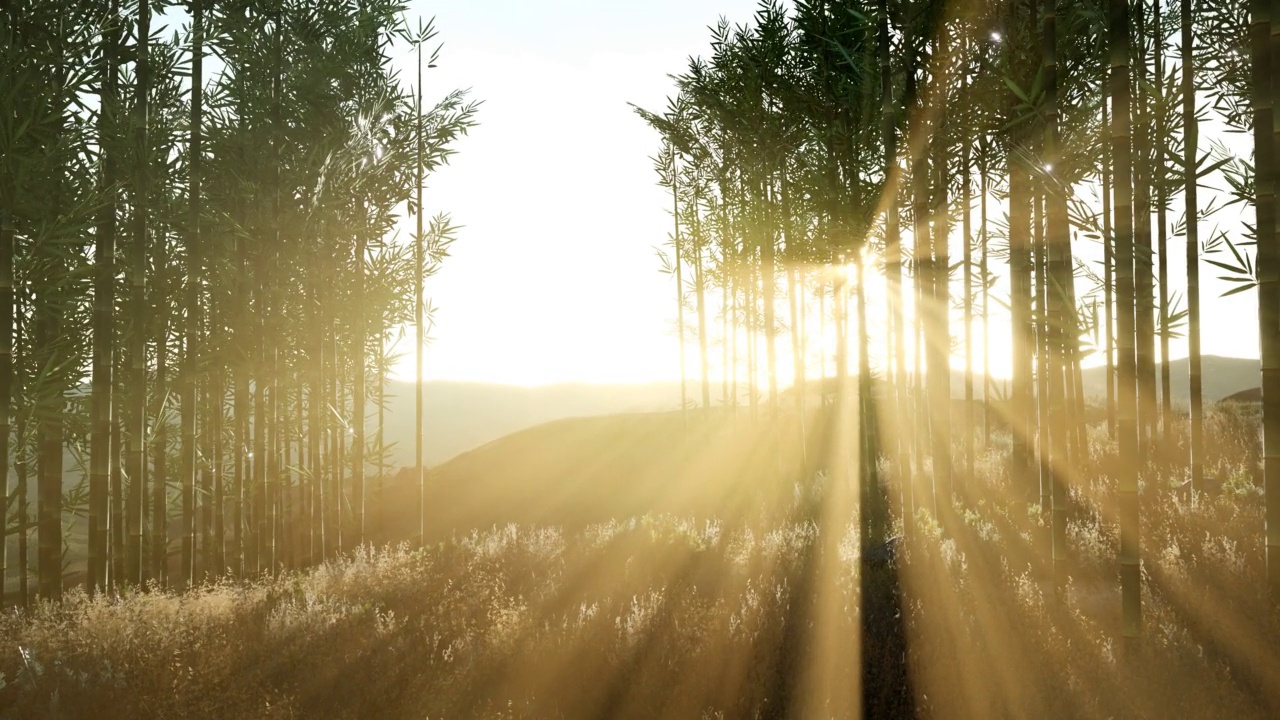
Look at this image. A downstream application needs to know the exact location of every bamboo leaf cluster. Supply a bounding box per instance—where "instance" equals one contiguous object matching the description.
[0,0,478,601]
[640,0,1280,639]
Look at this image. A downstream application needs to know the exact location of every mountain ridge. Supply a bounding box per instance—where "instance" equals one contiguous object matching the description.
[379,355,1258,468]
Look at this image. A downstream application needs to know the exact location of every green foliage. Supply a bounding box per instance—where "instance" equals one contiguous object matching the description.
[0,0,482,595]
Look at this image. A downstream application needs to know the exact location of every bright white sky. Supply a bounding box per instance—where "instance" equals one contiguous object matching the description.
[386,0,763,385]
[388,0,1260,387]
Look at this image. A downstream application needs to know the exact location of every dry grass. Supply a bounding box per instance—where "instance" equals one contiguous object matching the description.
[2,405,1279,719]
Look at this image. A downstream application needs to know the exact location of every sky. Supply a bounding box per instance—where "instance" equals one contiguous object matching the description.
[387,0,1261,387]
[386,0,764,385]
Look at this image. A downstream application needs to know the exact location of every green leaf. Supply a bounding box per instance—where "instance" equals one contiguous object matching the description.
[1003,76,1030,104]
[1222,282,1256,297]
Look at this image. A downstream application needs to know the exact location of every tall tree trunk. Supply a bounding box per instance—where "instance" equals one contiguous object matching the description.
[126,0,151,586]
[817,280,824,386]
[980,151,991,447]
[1073,341,1088,458]
[930,135,951,509]
[798,274,807,436]
[181,0,202,585]
[1113,0,1142,639]
[310,302,324,559]
[1134,0,1157,460]
[295,374,305,567]
[152,307,167,583]
[36,287,62,600]
[912,257,926,516]
[880,0,909,488]
[929,33,952,508]
[0,188,8,608]
[763,189,778,415]
[194,382,207,578]
[89,0,119,595]
[16,445,27,605]
[1183,0,1204,493]
[375,341,385,540]
[1262,0,1280,601]
[856,256,883,546]
[36,2,68,603]
[1035,192,1052,515]
[284,375,295,567]
[732,268,740,410]
[334,325,345,554]
[731,261,739,410]
[327,315,339,559]
[1008,37,1035,507]
[110,417,124,587]
[13,306,25,603]
[748,259,758,417]
[722,230,731,410]
[1001,0,1034,507]
[783,178,804,435]
[963,139,974,489]
[414,41,426,548]
[1155,0,1172,450]
[268,352,280,570]
[1044,0,1070,581]
[672,148,687,422]
[207,354,222,575]
[267,12,283,572]
[694,192,711,412]
[252,308,266,573]
[233,234,248,577]
[353,228,366,548]
[13,282,25,604]
[1103,99,1116,439]
[0,0,12,609]
[788,265,801,410]
[909,40,931,514]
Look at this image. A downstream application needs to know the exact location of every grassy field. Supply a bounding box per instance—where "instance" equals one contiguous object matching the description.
[2,404,1279,719]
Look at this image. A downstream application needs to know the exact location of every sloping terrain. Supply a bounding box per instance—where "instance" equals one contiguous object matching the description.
[377,379,699,468]
[372,408,842,545]
[1077,354,1259,404]
[374,356,1258,470]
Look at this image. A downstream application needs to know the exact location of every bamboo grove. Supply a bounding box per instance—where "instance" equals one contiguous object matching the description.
[638,0,1276,642]
[0,0,478,602]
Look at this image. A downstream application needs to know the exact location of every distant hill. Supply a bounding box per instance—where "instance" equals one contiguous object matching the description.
[14,354,1257,588]
[23,355,1257,486]
[1222,386,1263,403]
[934,354,1257,406]
[22,354,1256,498]
[1077,355,1259,406]
[374,355,1258,469]
[379,379,703,468]
[371,409,828,545]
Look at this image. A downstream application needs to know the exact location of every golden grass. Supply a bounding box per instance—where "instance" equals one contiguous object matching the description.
[2,404,1278,719]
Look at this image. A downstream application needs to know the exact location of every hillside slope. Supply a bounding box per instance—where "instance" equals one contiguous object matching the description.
[376,356,1257,468]
[372,409,837,544]
[378,379,698,467]
[1077,355,1258,405]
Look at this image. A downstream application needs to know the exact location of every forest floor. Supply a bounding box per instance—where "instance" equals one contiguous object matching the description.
[2,405,1280,719]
